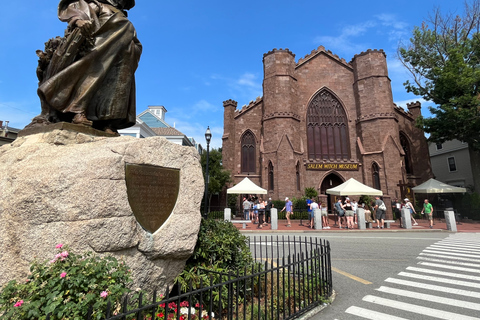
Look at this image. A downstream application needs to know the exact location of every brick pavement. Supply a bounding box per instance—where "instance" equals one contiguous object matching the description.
[233,215,480,233]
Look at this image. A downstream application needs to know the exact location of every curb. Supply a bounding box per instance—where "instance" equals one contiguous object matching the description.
[297,290,336,320]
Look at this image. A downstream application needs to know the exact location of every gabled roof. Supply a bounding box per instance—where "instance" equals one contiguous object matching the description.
[152,127,185,136]
[296,45,352,70]
[138,111,170,128]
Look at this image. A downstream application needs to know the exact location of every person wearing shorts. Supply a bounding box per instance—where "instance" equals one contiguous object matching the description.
[421,199,434,229]
[309,198,319,229]
[334,199,345,228]
[321,202,330,229]
[374,196,386,229]
[281,197,293,227]
[344,198,355,229]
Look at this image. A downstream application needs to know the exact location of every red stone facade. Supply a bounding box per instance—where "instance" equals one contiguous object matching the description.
[222,46,433,216]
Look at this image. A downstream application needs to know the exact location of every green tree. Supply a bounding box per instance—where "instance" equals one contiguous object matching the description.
[398,0,480,193]
[200,147,231,211]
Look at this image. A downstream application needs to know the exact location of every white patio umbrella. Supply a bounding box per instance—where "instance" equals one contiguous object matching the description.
[226,177,267,194]
[326,178,383,196]
[412,178,467,194]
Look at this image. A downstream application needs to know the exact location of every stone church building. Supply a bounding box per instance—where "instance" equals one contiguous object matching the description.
[222,46,433,214]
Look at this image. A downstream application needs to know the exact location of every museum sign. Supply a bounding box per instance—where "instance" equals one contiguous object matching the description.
[306,163,359,171]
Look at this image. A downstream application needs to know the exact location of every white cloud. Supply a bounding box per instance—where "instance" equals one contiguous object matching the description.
[314,20,376,56]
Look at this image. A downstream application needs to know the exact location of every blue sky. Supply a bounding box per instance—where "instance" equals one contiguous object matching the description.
[0,0,463,149]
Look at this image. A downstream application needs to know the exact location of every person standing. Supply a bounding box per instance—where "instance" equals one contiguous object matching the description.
[320,201,330,229]
[309,198,319,229]
[242,197,250,220]
[280,197,293,227]
[374,196,386,229]
[404,199,418,226]
[344,198,355,229]
[257,198,265,229]
[334,199,345,229]
[306,197,313,227]
[352,199,358,225]
[265,198,273,224]
[421,199,434,229]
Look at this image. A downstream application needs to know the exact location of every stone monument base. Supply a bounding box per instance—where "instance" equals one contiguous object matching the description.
[0,126,203,292]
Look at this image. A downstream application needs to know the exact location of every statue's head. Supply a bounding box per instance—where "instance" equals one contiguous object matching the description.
[102,0,135,10]
[122,0,135,10]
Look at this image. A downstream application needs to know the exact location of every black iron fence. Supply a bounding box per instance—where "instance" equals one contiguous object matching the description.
[46,236,331,320]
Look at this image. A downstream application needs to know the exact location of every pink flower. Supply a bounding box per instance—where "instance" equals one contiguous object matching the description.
[61,251,69,258]
[14,300,24,307]
[55,244,63,249]
[100,291,108,298]
[60,272,67,278]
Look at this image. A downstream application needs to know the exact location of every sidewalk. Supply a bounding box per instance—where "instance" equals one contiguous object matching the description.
[233,216,480,233]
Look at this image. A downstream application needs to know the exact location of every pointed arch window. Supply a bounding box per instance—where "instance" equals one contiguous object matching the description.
[399,133,413,175]
[296,162,301,191]
[307,89,350,160]
[241,130,256,173]
[268,161,274,191]
[372,162,381,190]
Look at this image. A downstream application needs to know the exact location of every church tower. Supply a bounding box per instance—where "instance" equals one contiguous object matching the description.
[352,49,402,195]
[262,49,301,198]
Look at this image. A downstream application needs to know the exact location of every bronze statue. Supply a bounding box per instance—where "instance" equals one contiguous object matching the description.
[27,0,142,133]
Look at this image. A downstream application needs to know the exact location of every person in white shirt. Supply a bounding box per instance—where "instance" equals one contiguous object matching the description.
[309,198,319,229]
[351,199,358,225]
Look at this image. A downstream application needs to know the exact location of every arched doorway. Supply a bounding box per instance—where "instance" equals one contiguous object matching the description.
[320,173,344,213]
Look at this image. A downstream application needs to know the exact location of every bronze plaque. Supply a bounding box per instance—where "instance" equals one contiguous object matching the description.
[125,164,180,233]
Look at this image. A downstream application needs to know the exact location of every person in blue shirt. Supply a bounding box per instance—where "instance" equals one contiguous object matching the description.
[281,197,293,227]
[306,197,313,227]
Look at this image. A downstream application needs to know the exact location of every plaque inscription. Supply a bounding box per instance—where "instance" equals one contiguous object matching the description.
[125,164,180,233]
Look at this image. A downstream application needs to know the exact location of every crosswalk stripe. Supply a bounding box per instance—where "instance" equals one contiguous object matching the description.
[418,261,480,274]
[429,243,480,252]
[417,256,480,268]
[423,249,480,259]
[439,240,480,246]
[345,306,409,320]
[363,295,479,320]
[385,277,480,299]
[398,271,480,288]
[406,266,480,281]
[376,286,480,311]
[427,246,480,255]
[419,252,480,263]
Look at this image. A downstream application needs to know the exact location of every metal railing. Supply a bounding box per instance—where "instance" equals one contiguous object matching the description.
[46,236,332,320]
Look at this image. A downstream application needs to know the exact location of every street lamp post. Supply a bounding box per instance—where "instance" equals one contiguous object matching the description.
[203,126,212,218]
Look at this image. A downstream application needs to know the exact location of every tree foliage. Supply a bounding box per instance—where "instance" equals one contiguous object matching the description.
[398,1,480,193]
[200,148,231,205]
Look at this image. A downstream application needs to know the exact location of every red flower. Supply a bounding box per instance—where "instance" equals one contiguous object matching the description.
[156,312,164,319]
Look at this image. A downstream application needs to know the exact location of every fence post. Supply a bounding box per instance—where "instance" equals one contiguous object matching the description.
[313,208,322,229]
[271,208,278,230]
[224,208,231,222]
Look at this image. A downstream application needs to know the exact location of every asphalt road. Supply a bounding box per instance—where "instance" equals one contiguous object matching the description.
[247,232,480,319]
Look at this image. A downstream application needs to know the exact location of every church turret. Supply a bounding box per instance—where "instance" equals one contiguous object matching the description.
[262,49,300,149]
[222,99,237,174]
[352,49,397,152]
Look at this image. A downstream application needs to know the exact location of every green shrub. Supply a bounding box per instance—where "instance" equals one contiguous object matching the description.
[304,187,318,199]
[0,245,131,320]
[183,219,254,272]
[175,219,258,309]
